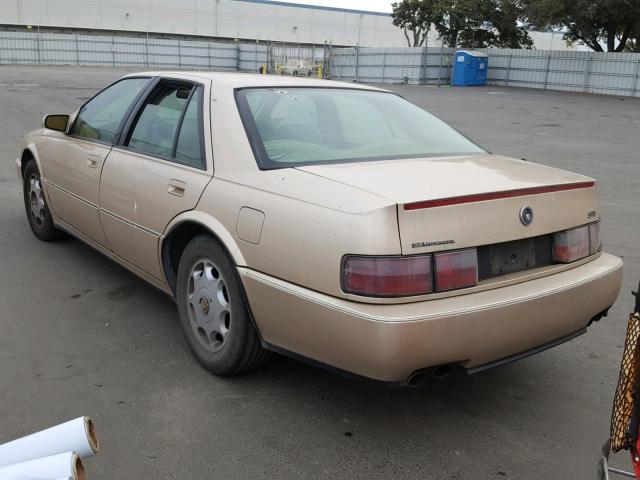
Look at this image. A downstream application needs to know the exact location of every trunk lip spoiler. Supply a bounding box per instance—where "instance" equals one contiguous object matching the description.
[403,181,595,211]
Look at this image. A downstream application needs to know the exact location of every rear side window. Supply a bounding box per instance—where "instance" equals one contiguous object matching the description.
[71,78,149,144]
[175,87,204,167]
[125,81,205,168]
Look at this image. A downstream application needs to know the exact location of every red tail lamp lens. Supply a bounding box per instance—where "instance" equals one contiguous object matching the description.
[434,249,478,292]
[342,255,433,297]
[553,226,590,263]
[589,221,601,255]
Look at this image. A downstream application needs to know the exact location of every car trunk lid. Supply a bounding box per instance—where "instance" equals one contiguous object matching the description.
[296,154,599,255]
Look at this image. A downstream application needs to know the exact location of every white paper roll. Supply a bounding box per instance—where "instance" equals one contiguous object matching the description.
[0,452,83,480]
[0,417,98,468]
[0,477,71,480]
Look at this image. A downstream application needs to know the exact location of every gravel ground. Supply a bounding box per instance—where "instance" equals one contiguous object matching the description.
[0,65,638,479]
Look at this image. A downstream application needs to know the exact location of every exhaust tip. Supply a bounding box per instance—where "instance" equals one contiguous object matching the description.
[407,370,430,387]
[432,364,453,379]
[407,364,455,386]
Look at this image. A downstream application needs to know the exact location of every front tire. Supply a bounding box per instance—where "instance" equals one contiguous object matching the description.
[176,235,270,375]
[22,159,65,241]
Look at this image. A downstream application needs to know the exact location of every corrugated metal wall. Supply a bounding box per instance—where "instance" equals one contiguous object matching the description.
[2,31,639,97]
[330,46,640,97]
[330,47,452,85]
[0,31,268,71]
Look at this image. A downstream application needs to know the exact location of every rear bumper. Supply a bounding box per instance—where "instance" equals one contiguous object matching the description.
[239,252,623,383]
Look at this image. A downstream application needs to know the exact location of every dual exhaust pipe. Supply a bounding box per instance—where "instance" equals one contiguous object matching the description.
[407,364,454,387]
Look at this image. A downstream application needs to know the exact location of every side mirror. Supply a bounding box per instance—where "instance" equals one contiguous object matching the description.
[43,114,70,132]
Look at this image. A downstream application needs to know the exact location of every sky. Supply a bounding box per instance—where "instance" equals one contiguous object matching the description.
[270,0,394,13]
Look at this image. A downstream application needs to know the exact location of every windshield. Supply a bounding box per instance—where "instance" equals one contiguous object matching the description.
[236,87,485,169]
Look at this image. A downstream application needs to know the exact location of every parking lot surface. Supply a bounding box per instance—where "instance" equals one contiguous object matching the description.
[0,65,638,479]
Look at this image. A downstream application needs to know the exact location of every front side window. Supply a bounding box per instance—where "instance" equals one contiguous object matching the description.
[126,82,204,168]
[236,88,485,169]
[71,78,149,144]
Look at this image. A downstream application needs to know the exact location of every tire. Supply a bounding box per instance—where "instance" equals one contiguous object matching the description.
[22,159,65,241]
[176,235,270,375]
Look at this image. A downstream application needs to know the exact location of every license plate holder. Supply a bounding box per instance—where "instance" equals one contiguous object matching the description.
[488,238,537,276]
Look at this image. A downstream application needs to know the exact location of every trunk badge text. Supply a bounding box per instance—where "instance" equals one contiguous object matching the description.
[519,206,534,226]
[412,239,455,249]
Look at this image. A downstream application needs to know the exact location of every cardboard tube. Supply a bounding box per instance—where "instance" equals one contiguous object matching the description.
[0,452,83,480]
[0,417,98,468]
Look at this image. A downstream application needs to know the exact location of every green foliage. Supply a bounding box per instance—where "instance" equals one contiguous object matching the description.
[435,0,533,48]
[391,0,533,49]
[391,0,438,46]
[524,0,640,52]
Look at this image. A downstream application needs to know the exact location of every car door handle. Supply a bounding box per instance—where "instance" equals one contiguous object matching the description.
[87,155,100,168]
[168,179,186,197]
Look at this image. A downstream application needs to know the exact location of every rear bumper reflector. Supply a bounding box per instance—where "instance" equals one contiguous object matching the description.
[403,181,595,211]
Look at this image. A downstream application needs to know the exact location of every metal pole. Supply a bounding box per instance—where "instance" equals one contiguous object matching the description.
[36,26,41,64]
[236,42,240,71]
[421,44,428,84]
[381,52,386,83]
[631,58,640,97]
[75,34,79,65]
[111,36,115,67]
[583,55,592,93]
[322,41,327,79]
[437,44,444,86]
[543,53,551,90]
[207,41,211,70]
[178,39,182,69]
[505,54,512,86]
[145,32,149,67]
[355,46,359,82]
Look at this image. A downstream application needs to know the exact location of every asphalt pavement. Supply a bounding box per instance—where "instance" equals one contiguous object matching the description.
[0,65,638,479]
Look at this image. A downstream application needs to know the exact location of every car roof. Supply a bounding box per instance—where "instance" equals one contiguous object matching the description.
[124,71,389,92]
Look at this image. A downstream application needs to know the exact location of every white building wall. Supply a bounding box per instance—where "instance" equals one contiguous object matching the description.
[1,0,582,50]
[0,0,407,46]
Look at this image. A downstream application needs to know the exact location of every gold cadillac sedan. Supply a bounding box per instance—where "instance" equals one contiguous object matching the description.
[16,72,623,385]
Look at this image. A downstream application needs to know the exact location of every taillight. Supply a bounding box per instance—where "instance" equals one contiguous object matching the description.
[553,225,590,262]
[589,221,601,255]
[434,249,478,292]
[342,255,433,297]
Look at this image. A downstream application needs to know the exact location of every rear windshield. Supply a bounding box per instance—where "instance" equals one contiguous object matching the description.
[236,87,484,169]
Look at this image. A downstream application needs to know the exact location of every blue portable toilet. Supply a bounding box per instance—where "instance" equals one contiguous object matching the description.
[451,50,489,86]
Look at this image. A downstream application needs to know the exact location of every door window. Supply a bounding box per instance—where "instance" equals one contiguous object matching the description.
[71,78,149,144]
[126,82,205,168]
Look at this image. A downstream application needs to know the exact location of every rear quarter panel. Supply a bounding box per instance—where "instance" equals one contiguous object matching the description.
[198,169,400,297]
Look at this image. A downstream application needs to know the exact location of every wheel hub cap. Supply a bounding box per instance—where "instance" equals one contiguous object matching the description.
[187,259,231,353]
[28,175,46,226]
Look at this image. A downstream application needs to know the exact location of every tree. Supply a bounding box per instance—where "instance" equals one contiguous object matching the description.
[434,0,533,48]
[391,0,438,47]
[524,0,640,52]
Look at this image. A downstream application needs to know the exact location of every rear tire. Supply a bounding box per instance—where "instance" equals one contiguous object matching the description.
[22,159,65,241]
[176,235,270,375]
